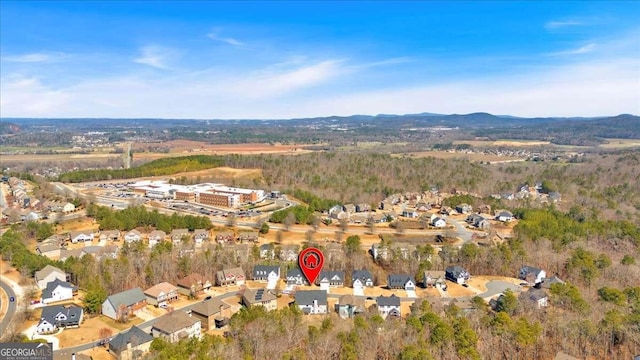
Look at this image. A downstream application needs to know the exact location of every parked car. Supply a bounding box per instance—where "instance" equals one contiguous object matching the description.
[30,300,40,305]
[204,295,212,301]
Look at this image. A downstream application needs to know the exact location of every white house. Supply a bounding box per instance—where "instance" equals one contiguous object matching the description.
[124,229,142,243]
[295,290,328,315]
[252,265,280,283]
[35,265,66,290]
[62,202,76,213]
[70,230,95,243]
[148,230,166,248]
[496,210,514,222]
[36,304,83,334]
[352,270,374,292]
[519,266,547,285]
[432,217,447,228]
[41,279,76,304]
[377,294,401,319]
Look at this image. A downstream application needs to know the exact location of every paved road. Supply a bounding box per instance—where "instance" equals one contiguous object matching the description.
[0,278,18,340]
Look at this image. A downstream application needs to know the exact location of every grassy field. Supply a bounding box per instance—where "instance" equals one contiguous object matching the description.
[453,140,551,147]
[598,138,640,148]
[392,151,525,162]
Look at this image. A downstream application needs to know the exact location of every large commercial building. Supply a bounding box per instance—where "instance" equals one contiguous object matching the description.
[128,181,264,208]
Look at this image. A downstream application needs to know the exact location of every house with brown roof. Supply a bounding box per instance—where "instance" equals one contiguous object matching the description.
[237,231,258,243]
[176,273,212,296]
[109,325,153,360]
[170,229,190,245]
[151,311,201,343]
[190,298,231,331]
[216,267,246,286]
[215,231,235,244]
[70,230,95,243]
[241,288,277,311]
[35,265,67,289]
[148,230,166,248]
[144,282,179,307]
[100,230,120,242]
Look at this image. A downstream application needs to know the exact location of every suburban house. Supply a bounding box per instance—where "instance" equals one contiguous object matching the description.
[100,230,120,242]
[477,204,492,214]
[177,273,212,296]
[286,268,309,286]
[451,298,477,315]
[36,304,83,334]
[36,243,61,259]
[496,210,514,222]
[423,271,447,289]
[541,275,566,289]
[62,202,76,213]
[352,269,374,289]
[216,267,246,286]
[388,274,416,291]
[241,288,277,311]
[520,288,549,309]
[25,211,40,222]
[343,204,356,213]
[35,265,67,289]
[193,229,210,246]
[70,230,95,243]
[355,203,371,212]
[295,290,328,315]
[456,203,473,214]
[151,311,201,343]
[431,217,447,228]
[190,298,231,331]
[376,294,401,319]
[466,214,491,230]
[548,192,562,203]
[144,282,179,307]
[237,231,259,243]
[519,265,547,286]
[42,279,77,304]
[124,230,142,243]
[170,229,190,244]
[440,206,454,216]
[415,202,431,212]
[252,265,280,282]
[101,287,147,321]
[402,208,418,218]
[109,325,153,360]
[279,245,299,262]
[259,244,275,259]
[147,230,166,247]
[445,266,471,285]
[336,294,366,319]
[215,231,235,244]
[317,270,345,289]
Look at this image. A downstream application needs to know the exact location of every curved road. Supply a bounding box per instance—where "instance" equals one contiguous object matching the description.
[0,278,18,340]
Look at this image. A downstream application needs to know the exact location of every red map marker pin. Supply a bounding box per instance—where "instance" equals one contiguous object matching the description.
[299,247,324,285]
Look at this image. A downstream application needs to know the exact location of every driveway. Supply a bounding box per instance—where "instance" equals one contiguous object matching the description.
[353,287,364,296]
[405,290,417,298]
[476,281,521,299]
[23,325,61,350]
[266,279,278,290]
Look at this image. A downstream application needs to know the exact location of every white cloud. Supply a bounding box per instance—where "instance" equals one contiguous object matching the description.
[545,20,585,29]
[207,32,244,47]
[133,46,174,69]
[548,43,597,56]
[2,52,67,63]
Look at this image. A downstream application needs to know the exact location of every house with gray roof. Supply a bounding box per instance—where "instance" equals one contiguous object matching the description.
[36,304,83,334]
[286,268,309,286]
[295,290,328,315]
[445,266,470,285]
[519,265,546,285]
[109,325,153,360]
[36,243,61,259]
[102,287,147,321]
[376,294,401,319]
[352,269,374,289]
[519,288,548,309]
[317,270,345,289]
[252,265,280,282]
[42,279,77,304]
[541,275,565,289]
[387,274,416,291]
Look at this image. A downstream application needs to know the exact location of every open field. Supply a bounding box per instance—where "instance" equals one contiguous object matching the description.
[0,153,122,163]
[599,138,640,148]
[133,141,314,156]
[453,140,551,147]
[393,151,525,162]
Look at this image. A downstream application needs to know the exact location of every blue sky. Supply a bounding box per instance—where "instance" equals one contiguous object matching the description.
[1,1,638,118]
